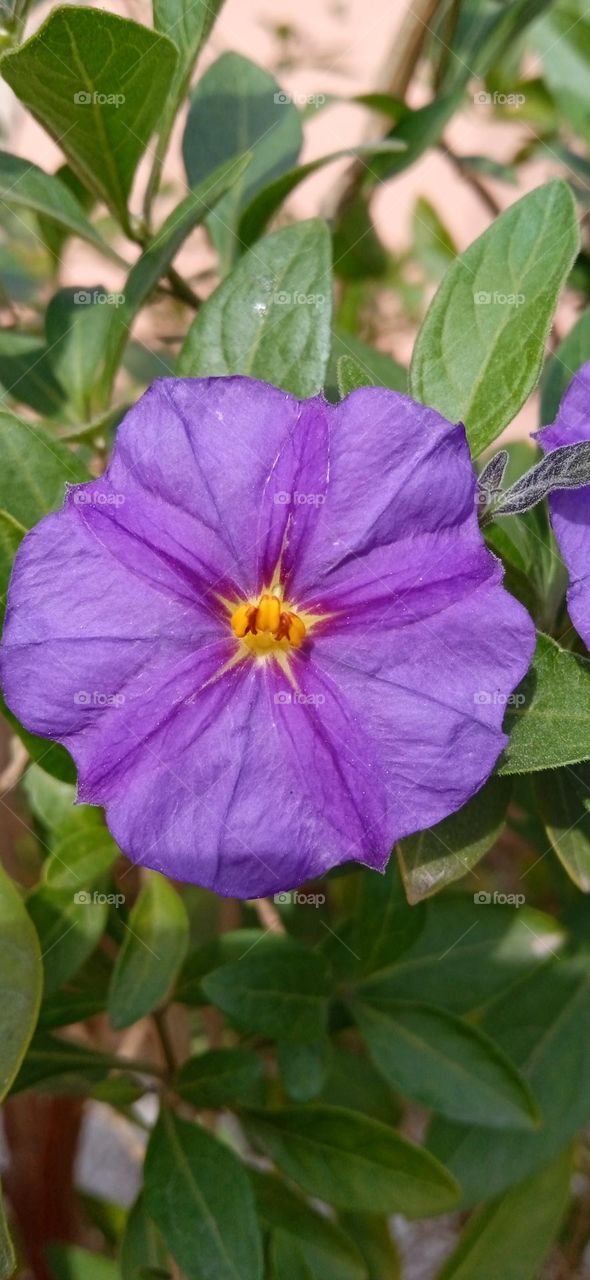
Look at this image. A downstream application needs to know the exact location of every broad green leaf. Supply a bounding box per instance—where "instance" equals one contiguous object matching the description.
[541,306,590,424]
[108,873,189,1031]
[410,181,579,455]
[535,764,590,891]
[10,1033,113,1096]
[325,332,406,400]
[337,355,370,397]
[0,509,25,623]
[99,153,251,397]
[367,94,461,183]
[0,410,88,528]
[0,694,76,784]
[46,1244,119,1280]
[1,7,178,226]
[175,1048,264,1108]
[358,897,563,1017]
[43,806,119,891]
[201,935,331,1041]
[318,1045,401,1124]
[175,928,266,1005]
[435,1144,573,1280]
[0,1187,14,1280]
[0,150,115,260]
[121,1193,168,1280]
[498,632,590,774]
[339,1214,401,1280]
[243,1105,459,1216]
[153,0,226,167]
[533,7,590,147]
[277,1038,329,1102]
[441,0,555,91]
[182,52,302,266]
[428,953,590,1203]
[237,141,405,249]
[0,864,42,1100]
[22,764,75,831]
[144,1110,263,1280]
[413,196,457,281]
[177,219,332,396]
[253,1169,365,1280]
[398,777,512,902]
[27,883,107,996]
[354,856,425,974]
[45,288,115,420]
[0,331,65,417]
[351,999,538,1129]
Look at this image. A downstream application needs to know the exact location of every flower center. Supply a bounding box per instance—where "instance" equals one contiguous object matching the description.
[230,590,306,655]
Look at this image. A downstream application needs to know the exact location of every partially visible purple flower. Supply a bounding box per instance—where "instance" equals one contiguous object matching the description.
[538,360,590,648]
[1,377,535,897]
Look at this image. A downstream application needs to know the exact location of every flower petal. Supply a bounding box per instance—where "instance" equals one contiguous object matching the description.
[538,361,590,647]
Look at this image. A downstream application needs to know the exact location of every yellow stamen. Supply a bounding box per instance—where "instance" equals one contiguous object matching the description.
[230,590,307,656]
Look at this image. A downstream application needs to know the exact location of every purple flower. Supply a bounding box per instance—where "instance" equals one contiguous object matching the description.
[538,361,590,648]
[1,377,534,897]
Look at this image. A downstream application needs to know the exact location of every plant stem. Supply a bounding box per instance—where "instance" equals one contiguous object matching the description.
[153,1008,178,1077]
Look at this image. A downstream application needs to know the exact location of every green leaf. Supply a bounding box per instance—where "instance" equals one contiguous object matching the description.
[410,181,580,456]
[541,306,590,424]
[358,897,563,1017]
[201,935,331,1041]
[47,1244,120,1280]
[1,7,178,226]
[339,1214,401,1280]
[45,287,115,420]
[0,331,65,417]
[351,999,539,1129]
[428,953,590,1204]
[354,856,425,973]
[0,864,42,1100]
[0,693,76,784]
[243,1105,459,1216]
[534,764,590,891]
[435,1144,572,1280]
[533,7,590,147]
[489,441,590,517]
[27,883,107,996]
[10,1033,113,1096]
[0,1186,15,1280]
[175,928,267,1005]
[253,1169,365,1280]
[43,806,119,891]
[177,219,332,396]
[277,1038,329,1102]
[499,632,590,774]
[175,1048,264,1108]
[99,153,251,397]
[0,508,25,624]
[182,52,302,266]
[0,410,88,528]
[107,873,189,1031]
[121,1193,168,1280]
[398,777,512,903]
[237,141,405,249]
[144,1110,263,1280]
[337,355,370,397]
[318,1045,401,1124]
[413,196,457,282]
[441,0,555,91]
[325,332,406,400]
[366,94,462,184]
[0,150,115,260]
[22,763,75,831]
[153,0,226,158]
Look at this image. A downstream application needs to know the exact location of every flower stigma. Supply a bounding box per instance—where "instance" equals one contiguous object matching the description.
[230,586,307,656]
